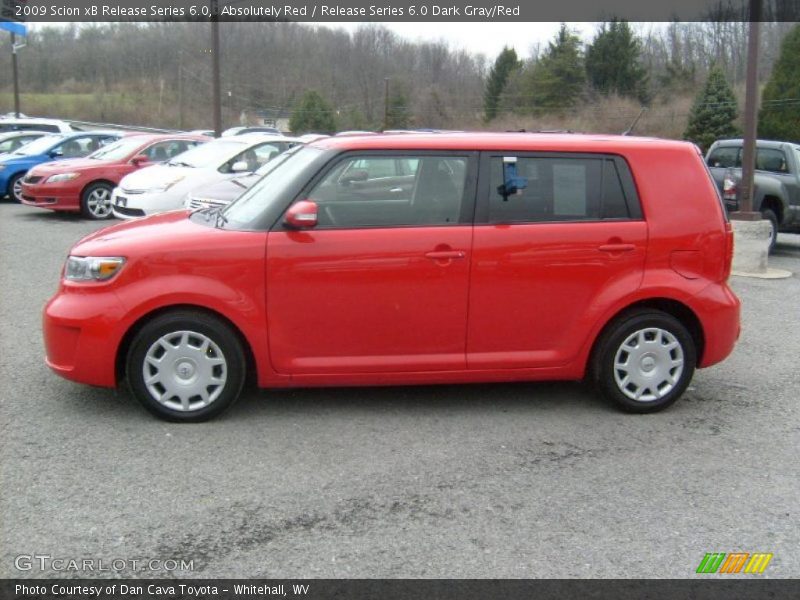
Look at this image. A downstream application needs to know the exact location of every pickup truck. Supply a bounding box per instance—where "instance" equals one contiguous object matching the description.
[706,139,800,251]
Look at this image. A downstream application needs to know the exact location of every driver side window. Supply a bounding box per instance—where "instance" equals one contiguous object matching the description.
[306,155,469,229]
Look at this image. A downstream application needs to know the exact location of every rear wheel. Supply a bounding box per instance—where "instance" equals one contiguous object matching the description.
[761,208,778,253]
[591,309,696,413]
[126,311,246,422]
[81,182,115,219]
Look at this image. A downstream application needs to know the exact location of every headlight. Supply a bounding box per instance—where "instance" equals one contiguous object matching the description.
[46,172,80,183]
[64,256,126,282]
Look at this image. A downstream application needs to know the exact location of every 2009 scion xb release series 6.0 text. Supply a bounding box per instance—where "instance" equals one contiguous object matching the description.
[44,133,740,421]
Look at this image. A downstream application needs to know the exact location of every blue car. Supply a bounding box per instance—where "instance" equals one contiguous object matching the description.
[1,131,122,202]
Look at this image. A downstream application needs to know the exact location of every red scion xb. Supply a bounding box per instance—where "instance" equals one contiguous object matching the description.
[21,134,208,219]
[43,133,740,421]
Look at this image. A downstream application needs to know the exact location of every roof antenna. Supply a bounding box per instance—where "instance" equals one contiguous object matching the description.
[622,108,647,136]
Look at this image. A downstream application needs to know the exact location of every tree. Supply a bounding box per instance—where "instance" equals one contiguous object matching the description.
[386,86,412,129]
[585,19,650,103]
[483,47,521,122]
[759,24,800,142]
[289,90,337,134]
[683,66,739,152]
[526,24,585,111]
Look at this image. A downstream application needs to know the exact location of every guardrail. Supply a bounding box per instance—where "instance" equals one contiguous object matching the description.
[67,120,185,134]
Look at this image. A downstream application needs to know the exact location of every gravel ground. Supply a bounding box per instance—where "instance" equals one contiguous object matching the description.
[1,202,798,579]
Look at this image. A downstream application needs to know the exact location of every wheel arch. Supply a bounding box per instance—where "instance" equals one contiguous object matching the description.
[760,195,783,225]
[115,304,258,388]
[587,297,705,372]
[80,179,117,199]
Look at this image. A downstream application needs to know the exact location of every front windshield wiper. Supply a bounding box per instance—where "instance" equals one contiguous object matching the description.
[191,205,228,228]
[231,178,248,189]
[168,160,192,167]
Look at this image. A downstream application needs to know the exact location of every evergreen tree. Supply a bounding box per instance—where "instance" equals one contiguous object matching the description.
[386,90,412,129]
[759,24,800,142]
[289,90,337,134]
[585,19,650,103]
[526,24,585,111]
[483,47,521,122]
[683,66,739,152]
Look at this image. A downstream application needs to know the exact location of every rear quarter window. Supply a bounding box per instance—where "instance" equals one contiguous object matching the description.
[485,154,641,223]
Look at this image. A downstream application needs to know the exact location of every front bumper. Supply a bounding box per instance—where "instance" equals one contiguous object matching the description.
[43,284,128,388]
[20,180,81,212]
[112,188,182,220]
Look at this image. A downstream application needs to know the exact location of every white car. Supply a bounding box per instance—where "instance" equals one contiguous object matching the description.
[112,134,298,219]
[0,117,75,134]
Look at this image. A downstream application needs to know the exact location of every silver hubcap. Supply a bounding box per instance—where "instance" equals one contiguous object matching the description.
[143,331,227,412]
[613,327,684,402]
[87,187,112,217]
[12,177,23,201]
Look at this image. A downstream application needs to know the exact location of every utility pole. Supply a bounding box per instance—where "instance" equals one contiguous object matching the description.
[211,0,222,136]
[177,50,184,130]
[733,0,762,220]
[11,33,20,117]
[383,77,389,131]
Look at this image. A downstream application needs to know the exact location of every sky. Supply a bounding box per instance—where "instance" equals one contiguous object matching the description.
[26,21,599,62]
[324,22,597,60]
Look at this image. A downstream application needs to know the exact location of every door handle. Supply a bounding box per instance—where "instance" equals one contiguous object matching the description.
[425,250,466,260]
[598,243,636,253]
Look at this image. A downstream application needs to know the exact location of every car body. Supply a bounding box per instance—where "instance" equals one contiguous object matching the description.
[706,139,800,251]
[44,133,740,421]
[222,126,282,137]
[0,131,124,202]
[20,134,208,219]
[0,117,75,134]
[0,130,51,157]
[188,129,216,138]
[112,134,299,219]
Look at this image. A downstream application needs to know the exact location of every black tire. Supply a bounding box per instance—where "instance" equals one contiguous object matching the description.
[7,172,24,203]
[590,309,696,413]
[126,310,246,422]
[761,208,778,254]
[80,182,115,220]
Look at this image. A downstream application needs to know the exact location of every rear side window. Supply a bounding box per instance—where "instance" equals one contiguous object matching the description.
[756,148,789,173]
[486,155,637,223]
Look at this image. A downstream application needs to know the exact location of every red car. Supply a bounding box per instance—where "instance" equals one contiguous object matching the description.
[43,133,740,421]
[20,134,208,219]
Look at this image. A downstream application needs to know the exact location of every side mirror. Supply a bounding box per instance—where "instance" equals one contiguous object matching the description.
[49,149,63,158]
[339,169,368,186]
[131,154,149,166]
[231,160,250,173]
[284,200,318,229]
[497,156,528,201]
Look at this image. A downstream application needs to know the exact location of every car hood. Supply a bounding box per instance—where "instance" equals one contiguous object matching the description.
[191,174,257,204]
[29,157,113,175]
[70,210,264,262]
[0,153,40,166]
[119,163,195,190]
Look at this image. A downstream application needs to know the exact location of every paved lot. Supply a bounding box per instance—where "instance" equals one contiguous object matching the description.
[1,201,799,579]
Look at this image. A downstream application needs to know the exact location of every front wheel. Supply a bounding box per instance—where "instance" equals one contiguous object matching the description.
[8,173,24,202]
[126,311,246,422]
[590,309,696,413]
[81,182,115,219]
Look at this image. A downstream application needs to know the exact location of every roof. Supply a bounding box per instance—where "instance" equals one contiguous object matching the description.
[309,132,695,153]
[713,139,800,150]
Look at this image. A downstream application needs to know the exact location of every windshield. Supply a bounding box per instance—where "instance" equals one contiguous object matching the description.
[168,140,245,168]
[88,136,144,161]
[222,145,325,228]
[12,134,64,156]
